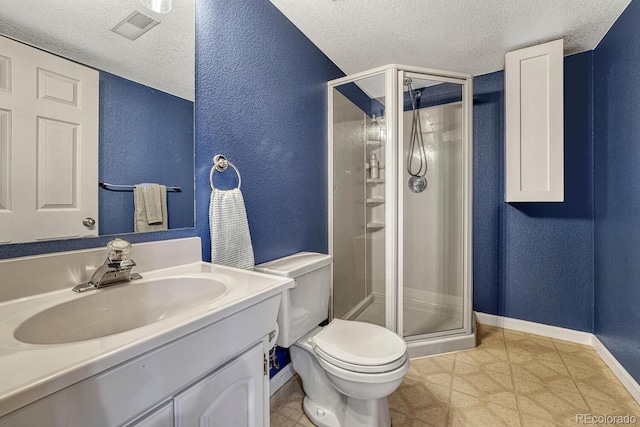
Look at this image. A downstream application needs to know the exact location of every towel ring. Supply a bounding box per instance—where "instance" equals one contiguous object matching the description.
[210,154,242,190]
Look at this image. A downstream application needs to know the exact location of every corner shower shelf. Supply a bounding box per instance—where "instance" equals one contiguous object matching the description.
[366,178,385,184]
[366,222,385,231]
[366,198,385,205]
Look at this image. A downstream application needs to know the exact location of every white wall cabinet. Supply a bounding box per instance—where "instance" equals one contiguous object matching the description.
[505,39,564,202]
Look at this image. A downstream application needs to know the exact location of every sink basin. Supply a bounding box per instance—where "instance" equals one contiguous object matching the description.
[14,276,228,345]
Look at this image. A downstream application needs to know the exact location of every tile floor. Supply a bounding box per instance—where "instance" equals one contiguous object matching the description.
[270,324,640,426]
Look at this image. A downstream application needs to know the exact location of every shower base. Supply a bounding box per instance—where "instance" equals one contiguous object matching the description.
[342,294,476,358]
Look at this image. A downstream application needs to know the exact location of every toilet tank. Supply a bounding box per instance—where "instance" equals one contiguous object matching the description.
[254,252,332,348]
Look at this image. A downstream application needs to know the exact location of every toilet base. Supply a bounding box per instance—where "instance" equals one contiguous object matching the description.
[302,395,391,427]
[343,397,391,427]
[303,396,342,427]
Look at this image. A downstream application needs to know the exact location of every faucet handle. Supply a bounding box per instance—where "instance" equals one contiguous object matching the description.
[107,238,132,261]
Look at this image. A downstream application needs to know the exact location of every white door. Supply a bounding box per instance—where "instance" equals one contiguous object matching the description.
[0,35,98,244]
[174,343,265,427]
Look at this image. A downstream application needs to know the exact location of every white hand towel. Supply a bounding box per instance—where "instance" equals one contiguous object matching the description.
[134,184,168,232]
[210,188,254,269]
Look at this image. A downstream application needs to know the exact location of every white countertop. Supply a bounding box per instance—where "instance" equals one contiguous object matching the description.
[0,261,293,418]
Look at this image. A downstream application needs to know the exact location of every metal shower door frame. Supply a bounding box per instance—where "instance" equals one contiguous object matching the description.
[327,65,473,342]
[393,66,474,341]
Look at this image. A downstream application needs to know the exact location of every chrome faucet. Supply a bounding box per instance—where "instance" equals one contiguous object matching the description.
[72,239,142,293]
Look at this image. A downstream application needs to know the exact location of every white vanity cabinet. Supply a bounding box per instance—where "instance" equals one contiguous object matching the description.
[129,402,174,427]
[173,343,265,427]
[129,343,266,427]
[0,293,280,427]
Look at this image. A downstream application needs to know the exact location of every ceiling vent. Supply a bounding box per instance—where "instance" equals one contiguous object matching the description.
[110,9,160,41]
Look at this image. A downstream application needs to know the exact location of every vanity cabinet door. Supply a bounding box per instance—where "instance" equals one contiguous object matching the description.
[174,343,265,427]
[128,402,174,427]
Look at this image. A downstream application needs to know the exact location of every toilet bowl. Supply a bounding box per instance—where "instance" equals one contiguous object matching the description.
[255,253,410,427]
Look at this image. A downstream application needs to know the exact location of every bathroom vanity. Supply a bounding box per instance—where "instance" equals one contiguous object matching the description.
[0,238,293,426]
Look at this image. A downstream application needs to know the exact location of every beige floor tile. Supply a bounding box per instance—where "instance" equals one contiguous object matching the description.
[510,358,573,385]
[269,325,639,427]
[408,355,455,388]
[452,359,515,398]
[275,400,306,422]
[412,404,449,427]
[391,409,436,427]
[391,375,451,414]
[294,413,315,427]
[551,339,593,354]
[449,392,521,427]
[582,395,640,417]
[456,347,509,366]
[517,384,590,424]
[476,324,505,346]
[271,375,305,412]
[450,386,519,411]
[270,411,299,427]
[575,378,639,409]
[520,413,557,427]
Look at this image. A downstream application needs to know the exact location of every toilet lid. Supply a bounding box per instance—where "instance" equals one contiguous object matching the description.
[311,319,407,368]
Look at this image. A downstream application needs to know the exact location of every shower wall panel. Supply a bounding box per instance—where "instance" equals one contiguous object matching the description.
[332,91,367,319]
[402,102,464,313]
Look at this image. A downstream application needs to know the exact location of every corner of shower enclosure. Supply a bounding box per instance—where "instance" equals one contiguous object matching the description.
[328,65,474,358]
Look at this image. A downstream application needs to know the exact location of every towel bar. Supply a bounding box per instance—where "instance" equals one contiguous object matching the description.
[99,182,181,192]
[210,155,242,190]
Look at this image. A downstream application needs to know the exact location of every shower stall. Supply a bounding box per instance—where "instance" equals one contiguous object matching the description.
[328,65,474,358]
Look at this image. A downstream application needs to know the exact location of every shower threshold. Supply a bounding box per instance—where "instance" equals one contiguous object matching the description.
[342,293,476,358]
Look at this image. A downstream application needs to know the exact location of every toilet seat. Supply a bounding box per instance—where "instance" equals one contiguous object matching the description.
[311,319,407,374]
[314,346,408,373]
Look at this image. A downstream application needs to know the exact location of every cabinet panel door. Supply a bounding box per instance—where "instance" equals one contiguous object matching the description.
[174,343,264,427]
[505,38,563,202]
[129,402,174,427]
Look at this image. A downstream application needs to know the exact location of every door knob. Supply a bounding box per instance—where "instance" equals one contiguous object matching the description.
[82,217,96,228]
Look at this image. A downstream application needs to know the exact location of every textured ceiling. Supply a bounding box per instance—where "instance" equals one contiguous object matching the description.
[269,0,631,77]
[0,0,193,100]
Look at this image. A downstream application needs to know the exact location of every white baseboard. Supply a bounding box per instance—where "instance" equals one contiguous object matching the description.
[475,311,640,404]
[269,363,295,396]
[592,337,640,404]
[474,312,593,345]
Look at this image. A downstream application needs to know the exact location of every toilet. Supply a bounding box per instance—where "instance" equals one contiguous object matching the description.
[255,252,409,427]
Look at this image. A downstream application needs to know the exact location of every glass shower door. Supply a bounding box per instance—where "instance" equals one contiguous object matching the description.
[330,72,391,329]
[397,71,470,340]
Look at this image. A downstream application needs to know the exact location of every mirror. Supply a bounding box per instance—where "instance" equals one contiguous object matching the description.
[0,0,194,244]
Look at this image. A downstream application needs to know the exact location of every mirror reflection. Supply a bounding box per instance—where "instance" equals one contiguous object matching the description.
[0,0,195,244]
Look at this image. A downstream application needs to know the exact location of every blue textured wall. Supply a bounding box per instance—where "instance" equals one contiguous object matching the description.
[195,0,344,263]
[99,71,194,235]
[473,52,595,332]
[594,0,640,382]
